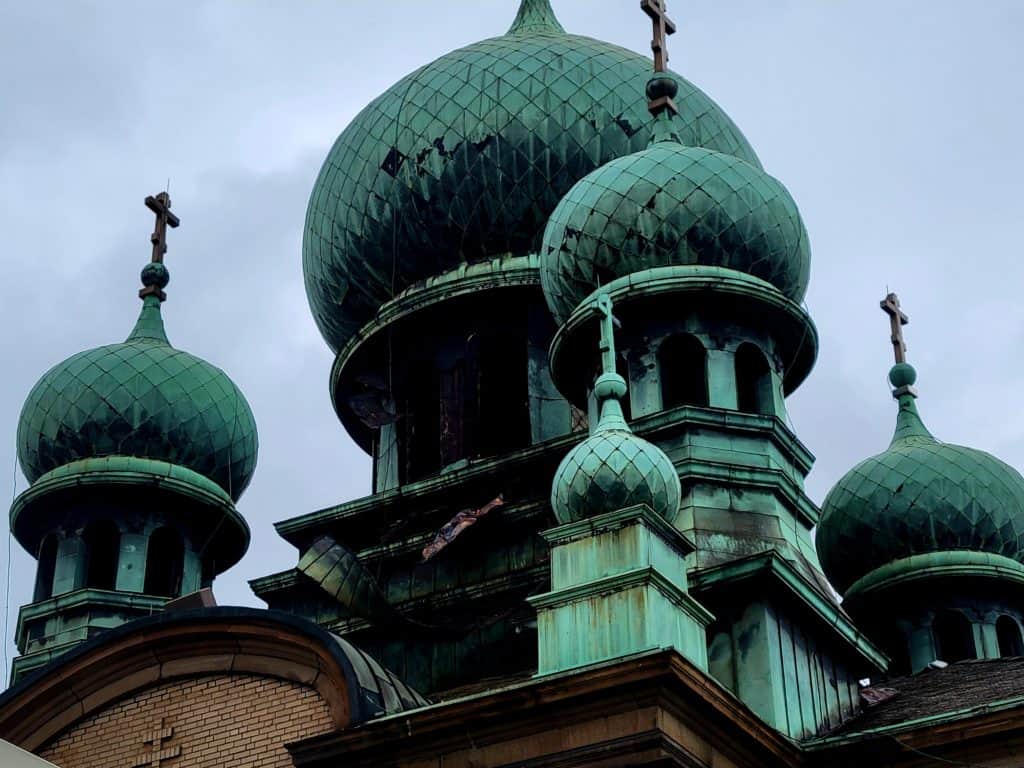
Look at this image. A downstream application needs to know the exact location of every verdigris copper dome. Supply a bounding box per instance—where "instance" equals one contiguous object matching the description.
[816,364,1024,595]
[17,296,258,501]
[551,368,680,525]
[303,0,761,353]
[540,139,810,325]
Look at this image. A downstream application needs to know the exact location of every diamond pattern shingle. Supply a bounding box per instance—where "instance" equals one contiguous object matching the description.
[816,396,1024,594]
[539,142,810,325]
[303,9,761,353]
[552,426,681,525]
[18,298,258,501]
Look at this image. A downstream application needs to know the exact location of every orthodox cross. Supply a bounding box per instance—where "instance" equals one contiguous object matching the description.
[596,293,620,376]
[131,719,181,767]
[641,0,677,73]
[140,192,180,300]
[146,191,180,265]
[880,292,910,364]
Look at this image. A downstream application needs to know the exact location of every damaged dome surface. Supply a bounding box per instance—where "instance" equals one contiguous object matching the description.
[303,2,760,353]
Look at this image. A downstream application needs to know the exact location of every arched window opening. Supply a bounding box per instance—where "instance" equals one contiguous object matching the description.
[660,334,708,409]
[933,610,976,663]
[83,521,120,591]
[34,535,59,601]
[475,334,530,458]
[404,361,441,481]
[735,343,774,416]
[145,527,185,598]
[997,616,1024,657]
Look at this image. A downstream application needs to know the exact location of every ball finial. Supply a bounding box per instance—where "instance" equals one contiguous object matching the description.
[141,262,170,290]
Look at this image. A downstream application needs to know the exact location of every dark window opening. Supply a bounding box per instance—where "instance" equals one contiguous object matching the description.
[439,360,467,467]
[475,335,530,458]
[933,610,976,663]
[877,625,911,677]
[660,334,709,409]
[735,343,774,416]
[145,527,185,598]
[405,361,441,481]
[34,535,59,601]
[83,521,120,591]
[997,615,1024,657]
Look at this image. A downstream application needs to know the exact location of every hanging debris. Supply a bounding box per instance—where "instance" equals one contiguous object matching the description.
[422,496,505,562]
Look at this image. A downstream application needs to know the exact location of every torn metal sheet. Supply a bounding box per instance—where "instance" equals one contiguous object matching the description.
[422,496,505,562]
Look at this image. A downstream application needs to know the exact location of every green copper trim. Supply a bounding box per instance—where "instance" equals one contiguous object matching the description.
[541,503,696,557]
[272,404,820,548]
[507,0,565,35]
[528,566,714,627]
[17,588,168,635]
[126,294,170,344]
[844,551,1024,604]
[10,456,248,570]
[692,551,889,672]
[549,266,818,406]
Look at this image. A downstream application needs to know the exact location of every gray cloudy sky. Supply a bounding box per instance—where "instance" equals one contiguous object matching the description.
[2,0,1023,684]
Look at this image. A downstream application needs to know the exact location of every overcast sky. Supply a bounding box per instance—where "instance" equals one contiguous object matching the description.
[2,0,1023,685]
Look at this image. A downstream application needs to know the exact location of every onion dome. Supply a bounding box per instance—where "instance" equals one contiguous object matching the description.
[551,296,680,524]
[816,362,1024,597]
[539,110,809,326]
[17,275,258,502]
[303,0,761,353]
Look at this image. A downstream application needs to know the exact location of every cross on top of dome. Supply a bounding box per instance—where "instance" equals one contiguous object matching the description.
[881,292,910,365]
[641,0,680,118]
[642,0,677,73]
[140,192,179,302]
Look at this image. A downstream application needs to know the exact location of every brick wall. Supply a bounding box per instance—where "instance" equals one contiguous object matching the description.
[38,674,334,767]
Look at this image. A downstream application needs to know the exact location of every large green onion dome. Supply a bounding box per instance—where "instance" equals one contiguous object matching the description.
[17,294,258,501]
[303,0,761,353]
[816,363,1024,596]
[539,119,809,326]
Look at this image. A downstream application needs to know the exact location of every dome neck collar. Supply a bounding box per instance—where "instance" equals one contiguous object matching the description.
[126,294,171,345]
[650,108,683,145]
[890,392,935,446]
[507,0,565,35]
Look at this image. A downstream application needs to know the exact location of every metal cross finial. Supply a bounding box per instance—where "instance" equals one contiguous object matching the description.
[641,0,677,73]
[596,293,620,377]
[880,292,910,364]
[140,192,180,300]
[145,192,180,265]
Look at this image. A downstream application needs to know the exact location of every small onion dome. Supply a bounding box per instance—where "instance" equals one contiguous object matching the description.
[539,139,810,326]
[551,371,680,524]
[17,294,258,501]
[816,363,1024,596]
[303,0,761,354]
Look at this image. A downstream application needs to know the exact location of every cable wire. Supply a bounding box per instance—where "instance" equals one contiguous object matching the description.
[3,453,18,687]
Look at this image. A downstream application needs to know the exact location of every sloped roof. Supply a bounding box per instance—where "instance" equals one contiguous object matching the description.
[831,657,1024,735]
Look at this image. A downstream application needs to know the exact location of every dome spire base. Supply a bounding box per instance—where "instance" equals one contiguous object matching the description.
[507,0,565,35]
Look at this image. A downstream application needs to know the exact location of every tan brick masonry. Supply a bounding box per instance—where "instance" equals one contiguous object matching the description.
[38,674,333,768]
